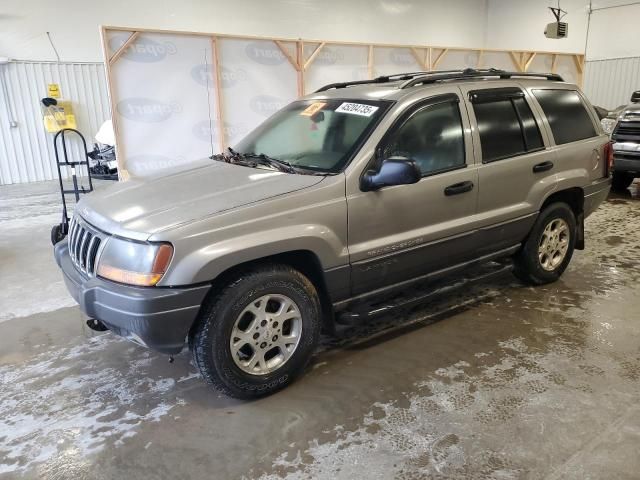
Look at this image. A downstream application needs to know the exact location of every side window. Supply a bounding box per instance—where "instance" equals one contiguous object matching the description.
[381,100,465,176]
[533,89,597,145]
[471,89,544,163]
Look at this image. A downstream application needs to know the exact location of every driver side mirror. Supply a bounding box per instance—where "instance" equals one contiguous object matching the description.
[360,157,421,192]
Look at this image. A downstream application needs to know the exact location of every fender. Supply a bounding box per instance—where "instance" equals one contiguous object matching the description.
[160,224,348,286]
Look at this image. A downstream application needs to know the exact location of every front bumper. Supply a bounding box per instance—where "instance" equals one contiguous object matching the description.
[55,240,210,354]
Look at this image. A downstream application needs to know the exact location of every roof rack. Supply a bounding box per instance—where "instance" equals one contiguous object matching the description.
[399,68,564,88]
[314,68,564,93]
[315,70,469,92]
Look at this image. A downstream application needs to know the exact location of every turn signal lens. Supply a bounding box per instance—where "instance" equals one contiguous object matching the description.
[96,240,174,287]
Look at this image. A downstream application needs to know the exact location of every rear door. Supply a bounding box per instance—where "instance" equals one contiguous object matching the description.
[529,87,608,182]
[345,89,478,296]
[458,83,557,255]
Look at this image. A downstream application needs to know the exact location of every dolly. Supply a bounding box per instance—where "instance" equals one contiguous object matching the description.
[48,124,94,245]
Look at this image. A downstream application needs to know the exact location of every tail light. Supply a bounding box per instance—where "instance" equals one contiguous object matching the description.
[603,141,614,176]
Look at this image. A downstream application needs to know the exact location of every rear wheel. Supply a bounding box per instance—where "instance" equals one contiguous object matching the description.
[611,171,634,192]
[513,203,576,285]
[190,264,321,399]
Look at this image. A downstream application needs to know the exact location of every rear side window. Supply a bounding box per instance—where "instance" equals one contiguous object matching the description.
[470,88,543,163]
[533,89,597,145]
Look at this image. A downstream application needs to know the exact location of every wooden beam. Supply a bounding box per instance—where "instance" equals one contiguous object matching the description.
[524,52,536,72]
[510,51,524,72]
[410,47,427,70]
[274,40,300,70]
[367,45,374,78]
[303,42,326,70]
[432,48,448,69]
[212,37,226,152]
[109,31,139,66]
[101,25,585,57]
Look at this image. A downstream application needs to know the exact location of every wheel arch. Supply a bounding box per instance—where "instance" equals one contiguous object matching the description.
[199,249,339,335]
[539,186,585,249]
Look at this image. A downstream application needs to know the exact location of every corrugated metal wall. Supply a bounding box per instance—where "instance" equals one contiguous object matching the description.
[0,62,110,185]
[583,56,640,110]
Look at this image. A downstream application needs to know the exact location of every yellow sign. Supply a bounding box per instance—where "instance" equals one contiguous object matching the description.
[43,101,77,133]
[300,102,326,117]
[47,83,61,98]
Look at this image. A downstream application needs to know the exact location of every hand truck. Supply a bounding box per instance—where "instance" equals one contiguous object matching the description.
[50,128,94,245]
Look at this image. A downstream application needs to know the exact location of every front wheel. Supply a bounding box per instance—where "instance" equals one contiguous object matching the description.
[190,265,321,399]
[513,203,576,285]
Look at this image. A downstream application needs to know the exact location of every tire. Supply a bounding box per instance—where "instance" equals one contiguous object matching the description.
[611,172,634,192]
[190,264,321,399]
[51,224,65,245]
[513,202,576,285]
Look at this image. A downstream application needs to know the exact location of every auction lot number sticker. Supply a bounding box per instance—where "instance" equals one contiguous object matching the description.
[335,102,379,117]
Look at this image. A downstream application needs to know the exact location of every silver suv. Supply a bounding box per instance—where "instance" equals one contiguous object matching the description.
[55,68,611,398]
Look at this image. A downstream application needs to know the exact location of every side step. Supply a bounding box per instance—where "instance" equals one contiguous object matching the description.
[336,261,513,325]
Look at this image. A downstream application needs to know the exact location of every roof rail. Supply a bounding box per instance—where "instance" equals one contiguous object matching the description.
[315,70,465,92]
[314,68,564,93]
[399,68,564,88]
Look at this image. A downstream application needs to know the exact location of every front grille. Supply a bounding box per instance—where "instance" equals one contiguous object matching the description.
[612,120,640,142]
[67,216,105,276]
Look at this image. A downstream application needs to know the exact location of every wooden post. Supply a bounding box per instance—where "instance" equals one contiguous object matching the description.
[296,40,304,96]
[101,27,129,180]
[551,54,558,73]
[367,45,374,78]
[573,54,585,87]
[212,36,226,152]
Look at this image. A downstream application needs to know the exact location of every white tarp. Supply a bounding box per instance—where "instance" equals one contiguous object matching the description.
[107,31,219,177]
[105,30,582,178]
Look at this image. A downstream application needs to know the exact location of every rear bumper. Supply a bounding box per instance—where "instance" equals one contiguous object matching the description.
[55,240,210,354]
[612,144,640,174]
[584,177,611,218]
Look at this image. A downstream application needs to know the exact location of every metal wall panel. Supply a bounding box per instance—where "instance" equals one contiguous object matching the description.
[583,57,640,110]
[0,62,110,185]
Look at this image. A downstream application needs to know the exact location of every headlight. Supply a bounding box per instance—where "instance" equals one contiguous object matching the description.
[601,118,617,135]
[96,238,173,286]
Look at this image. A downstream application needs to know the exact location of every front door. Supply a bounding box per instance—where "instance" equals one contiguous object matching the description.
[346,91,478,296]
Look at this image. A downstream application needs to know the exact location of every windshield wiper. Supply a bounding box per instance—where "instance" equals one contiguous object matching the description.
[212,148,329,175]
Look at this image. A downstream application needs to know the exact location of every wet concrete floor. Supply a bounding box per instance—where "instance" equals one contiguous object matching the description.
[1,180,639,479]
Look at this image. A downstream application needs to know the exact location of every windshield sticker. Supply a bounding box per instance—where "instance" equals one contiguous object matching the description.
[335,102,379,117]
[300,102,327,116]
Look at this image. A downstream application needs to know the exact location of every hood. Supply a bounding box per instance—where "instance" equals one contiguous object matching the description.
[76,160,324,240]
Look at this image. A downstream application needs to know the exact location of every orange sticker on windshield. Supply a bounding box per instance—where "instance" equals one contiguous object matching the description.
[300,102,326,116]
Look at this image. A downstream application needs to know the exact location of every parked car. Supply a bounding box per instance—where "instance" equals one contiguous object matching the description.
[55,68,611,399]
[610,91,640,191]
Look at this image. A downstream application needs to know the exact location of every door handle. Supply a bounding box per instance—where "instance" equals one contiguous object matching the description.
[444,180,474,196]
[533,161,554,173]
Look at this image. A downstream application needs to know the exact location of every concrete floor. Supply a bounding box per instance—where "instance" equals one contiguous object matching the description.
[1,179,640,480]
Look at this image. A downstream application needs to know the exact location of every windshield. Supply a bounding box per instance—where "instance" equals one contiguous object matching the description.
[233,99,389,173]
